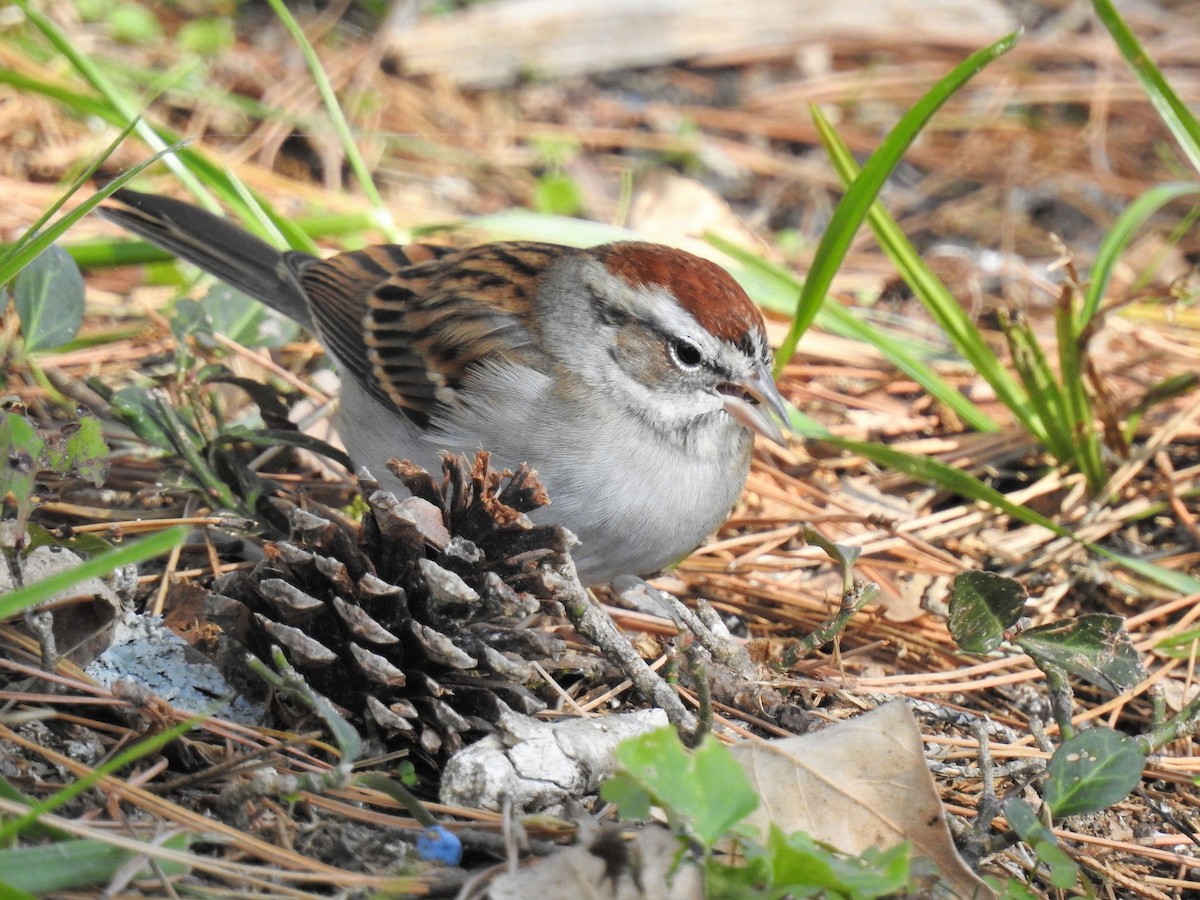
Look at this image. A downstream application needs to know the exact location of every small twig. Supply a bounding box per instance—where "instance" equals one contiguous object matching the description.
[955,718,1022,864]
[23,608,58,680]
[549,567,698,735]
[1028,716,1056,754]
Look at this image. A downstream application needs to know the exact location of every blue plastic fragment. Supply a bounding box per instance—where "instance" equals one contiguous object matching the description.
[416,825,463,866]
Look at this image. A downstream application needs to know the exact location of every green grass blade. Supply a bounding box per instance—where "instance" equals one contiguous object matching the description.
[0,67,115,119]
[999,312,1073,462]
[716,194,1000,433]
[1092,0,1200,174]
[1082,182,1200,325]
[822,301,998,431]
[0,526,186,620]
[1054,294,1107,493]
[775,30,1020,369]
[817,115,1041,439]
[264,0,398,241]
[0,130,183,287]
[13,0,210,202]
[15,0,320,255]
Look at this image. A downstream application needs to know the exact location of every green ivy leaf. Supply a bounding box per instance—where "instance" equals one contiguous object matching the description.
[1015,614,1146,693]
[1044,727,1145,820]
[13,244,85,353]
[62,417,108,486]
[948,571,1028,653]
[610,728,759,848]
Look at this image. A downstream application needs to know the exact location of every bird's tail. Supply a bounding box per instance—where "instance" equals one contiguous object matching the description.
[99,188,315,330]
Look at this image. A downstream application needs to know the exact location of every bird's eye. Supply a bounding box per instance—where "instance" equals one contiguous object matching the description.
[671,337,704,369]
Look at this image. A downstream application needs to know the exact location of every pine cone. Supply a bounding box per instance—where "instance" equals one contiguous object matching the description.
[211,452,600,772]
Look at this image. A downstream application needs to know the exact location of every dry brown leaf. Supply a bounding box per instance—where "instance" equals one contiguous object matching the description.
[731,700,993,899]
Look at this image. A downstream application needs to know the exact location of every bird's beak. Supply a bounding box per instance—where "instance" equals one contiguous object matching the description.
[720,362,789,444]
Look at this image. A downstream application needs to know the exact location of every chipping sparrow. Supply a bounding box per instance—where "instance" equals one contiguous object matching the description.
[101,189,788,585]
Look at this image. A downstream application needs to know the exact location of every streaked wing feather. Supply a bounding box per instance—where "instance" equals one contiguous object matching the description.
[298,243,459,425]
[363,242,563,424]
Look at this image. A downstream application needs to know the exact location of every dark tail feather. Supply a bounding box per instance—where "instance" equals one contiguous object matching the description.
[99,188,315,330]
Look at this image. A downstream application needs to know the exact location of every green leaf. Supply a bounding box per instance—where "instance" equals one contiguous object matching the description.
[41,416,108,486]
[0,410,43,533]
[534,173,584,217]
[186,284,298,349]
[176,17,236,57]
[61,416,108,486]
[1002,797,1078,888]
[1043,727,1145,819]
[0,835,189,893]
[1015,614,1146,693]
[108,1,163,44]
[611,728,759,848]
[948,571,1028,653]
[12,244,84,353]
[108,390,234,510]
[22,523,114,558]
[598,772,653,821]
[803,526,862,595]
[109,386,175,452]
[707,855,773,894]
[1154,627,1200,659]
[765,826,911,897]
